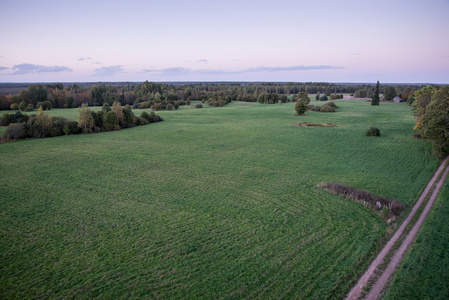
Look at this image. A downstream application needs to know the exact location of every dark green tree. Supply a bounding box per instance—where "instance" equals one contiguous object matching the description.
[372,81,380,105]
[419,85,449,158]
[383,85,397,101]
[295,92,311,115]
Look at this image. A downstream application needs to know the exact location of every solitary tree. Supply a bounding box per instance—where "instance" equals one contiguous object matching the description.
[372,81,380,105]
[295,92,311,115]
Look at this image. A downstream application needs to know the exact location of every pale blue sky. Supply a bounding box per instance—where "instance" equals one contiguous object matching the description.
[0,0,448,83]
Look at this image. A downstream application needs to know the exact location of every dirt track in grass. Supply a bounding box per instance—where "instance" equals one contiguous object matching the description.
[346,156,449,300]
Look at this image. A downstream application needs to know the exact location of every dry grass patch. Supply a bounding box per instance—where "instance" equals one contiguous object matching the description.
[295,122,336,127]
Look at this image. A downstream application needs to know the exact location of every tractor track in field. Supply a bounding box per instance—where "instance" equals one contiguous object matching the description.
[346,155,449,300]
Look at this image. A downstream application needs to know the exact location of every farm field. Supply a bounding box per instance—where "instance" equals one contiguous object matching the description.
[0,100,440,299]
[384,179,449,299]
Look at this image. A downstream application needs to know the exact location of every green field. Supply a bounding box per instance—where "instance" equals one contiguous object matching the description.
[0,101,440,298]
[384,179,449,299]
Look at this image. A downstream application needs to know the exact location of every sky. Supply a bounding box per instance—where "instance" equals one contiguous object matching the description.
[0,0,448,83]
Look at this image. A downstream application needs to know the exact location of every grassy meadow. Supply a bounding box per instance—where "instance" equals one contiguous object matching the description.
[0,100,440,299]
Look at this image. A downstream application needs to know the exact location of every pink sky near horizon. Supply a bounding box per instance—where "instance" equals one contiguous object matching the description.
[0,0,448,83]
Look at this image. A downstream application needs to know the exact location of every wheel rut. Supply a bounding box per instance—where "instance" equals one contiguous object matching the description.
[346,156,449,300]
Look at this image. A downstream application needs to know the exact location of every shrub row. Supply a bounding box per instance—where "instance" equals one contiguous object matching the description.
[317,182,404,216]
[309,101,338,112]
[2,103,163,141]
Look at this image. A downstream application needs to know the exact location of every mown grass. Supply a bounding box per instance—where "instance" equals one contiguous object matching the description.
[383,179,449,300]
[0,100,440,299]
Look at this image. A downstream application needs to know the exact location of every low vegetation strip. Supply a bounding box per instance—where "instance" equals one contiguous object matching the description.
[317,183,404,219]
[346,155,449,300]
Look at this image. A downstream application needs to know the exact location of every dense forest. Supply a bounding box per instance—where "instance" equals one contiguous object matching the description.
[0,81,428,111]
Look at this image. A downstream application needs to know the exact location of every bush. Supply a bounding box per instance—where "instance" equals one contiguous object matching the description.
[18,101,27,111]
[104,111,119,131]
[152,103,162,111]
[320,105,336,112]
[3,123,27,140]
[319,95,328,101]
[317,182,404,217]
[310,105,322,112]
[24,105,34,112]
[140,111,163,123]
[122,107,135,128]
[1,113,11,126]
[135,116,149,126]
[195,104,203,108]
[10,103,19,110]
[366,127,380,137]
[39,101,52,110]
[49,117,67,137]
[64,121,81,135]
[325,101,338,108]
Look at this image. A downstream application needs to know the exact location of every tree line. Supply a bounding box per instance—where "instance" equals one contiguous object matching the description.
[1,101,163,141]
[0,81,429,111]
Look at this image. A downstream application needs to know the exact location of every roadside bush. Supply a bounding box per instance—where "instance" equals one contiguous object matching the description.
[389,200,405,216]
[3,123,27,140]
[195,104,203,108]
[366,127,380,137]
[317,182,404,217]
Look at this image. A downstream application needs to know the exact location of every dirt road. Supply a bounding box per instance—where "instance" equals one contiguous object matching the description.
[346,156,449,300]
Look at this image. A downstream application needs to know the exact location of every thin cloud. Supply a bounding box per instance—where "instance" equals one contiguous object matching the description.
[352,53,362,56]
[0,66,8,72]
[197,59,208,63]
[143,67,190,76]
[93,65,124,76]
[143,65,343,76]
[77,57,91,61]
[246,65,343,73]
[11,63,72,75]
[92,61,102,65]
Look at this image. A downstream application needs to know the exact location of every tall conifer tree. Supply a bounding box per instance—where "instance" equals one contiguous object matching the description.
[372,81,380,105]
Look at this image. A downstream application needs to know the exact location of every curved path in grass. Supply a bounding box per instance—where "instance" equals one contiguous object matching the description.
[346,155,449,300]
